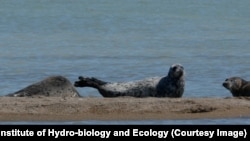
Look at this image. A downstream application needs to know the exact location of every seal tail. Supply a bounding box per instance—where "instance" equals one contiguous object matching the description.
[74,76,107,88]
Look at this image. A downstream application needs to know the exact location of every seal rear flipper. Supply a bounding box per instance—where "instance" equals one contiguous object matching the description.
[74,76,108,88]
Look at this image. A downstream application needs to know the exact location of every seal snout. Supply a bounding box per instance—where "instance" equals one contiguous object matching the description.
[222,81,229,88]
[222,79,230,89]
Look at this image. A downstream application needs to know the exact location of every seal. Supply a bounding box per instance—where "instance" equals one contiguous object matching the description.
[6,75,80,97]
[74,64,185,97]
[222,77,250,97]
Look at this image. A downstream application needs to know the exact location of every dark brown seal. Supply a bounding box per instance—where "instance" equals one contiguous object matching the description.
[74,64,185,98]
[6,75,80,97]
[222,77,250,97]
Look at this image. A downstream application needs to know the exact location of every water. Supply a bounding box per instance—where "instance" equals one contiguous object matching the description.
[1,0,250,124]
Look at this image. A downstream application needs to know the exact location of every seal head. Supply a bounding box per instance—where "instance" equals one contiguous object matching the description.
[223,77,250,97]
[156,64,185,97]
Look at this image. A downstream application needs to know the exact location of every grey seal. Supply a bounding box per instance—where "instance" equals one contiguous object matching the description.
[223,77,250,97]
[74,64,185,97]
[6,75,80,97]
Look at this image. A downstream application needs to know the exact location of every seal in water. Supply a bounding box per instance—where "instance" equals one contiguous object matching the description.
[6,75,80,97]
[74,64,185,97]
[223,77,250,97]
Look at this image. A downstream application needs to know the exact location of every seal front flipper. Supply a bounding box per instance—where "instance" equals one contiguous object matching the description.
[74,76,108,88]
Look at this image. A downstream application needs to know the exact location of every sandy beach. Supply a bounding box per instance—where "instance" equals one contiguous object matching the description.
[0,96,249,121]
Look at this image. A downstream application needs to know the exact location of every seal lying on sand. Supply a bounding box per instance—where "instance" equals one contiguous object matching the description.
[222,77,250,97]
[74,64,185,97]
[6,76,80,97]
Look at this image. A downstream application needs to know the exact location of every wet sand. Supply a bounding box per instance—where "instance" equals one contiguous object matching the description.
[0,96,250,121]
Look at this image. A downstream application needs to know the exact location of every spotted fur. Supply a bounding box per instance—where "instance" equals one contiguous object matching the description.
[74,64,185,98]
[6,76,80,97]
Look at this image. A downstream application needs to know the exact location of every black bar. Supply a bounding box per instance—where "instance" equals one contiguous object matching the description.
[0,125,249,140]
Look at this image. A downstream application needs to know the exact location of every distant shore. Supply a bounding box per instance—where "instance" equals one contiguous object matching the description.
[0,96,249,121]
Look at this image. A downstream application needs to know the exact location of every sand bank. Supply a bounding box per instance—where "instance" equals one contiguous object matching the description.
[0,97,249,121]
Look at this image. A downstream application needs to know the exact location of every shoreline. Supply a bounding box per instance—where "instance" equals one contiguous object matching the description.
[0,97,250,121]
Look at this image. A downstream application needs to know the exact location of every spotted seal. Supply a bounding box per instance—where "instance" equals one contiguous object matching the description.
[74,64,185,97]
[6,75,80,97]
[222,77,250,97]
